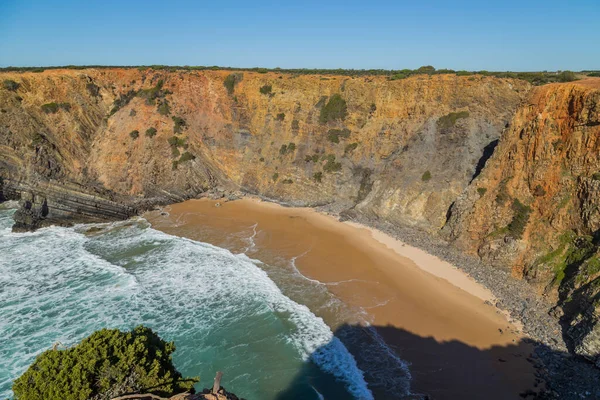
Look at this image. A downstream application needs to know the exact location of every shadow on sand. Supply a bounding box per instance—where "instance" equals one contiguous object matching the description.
[274,323,600,400]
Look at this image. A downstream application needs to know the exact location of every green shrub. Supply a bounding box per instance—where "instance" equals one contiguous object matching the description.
[496,181,511,204]
[110,89,137,115]
[172,160,179,170]
[145,127,157,137]
[129,130,139,139]
[41,102,70,113]
[421,171,432,181]
[344,142,358,154]
[282,178,293,184]
[437,111,469,130]
[157,100,171,115]
[313,171,323,182]
[41,103,58,113]
[137,79,171,105]
[86,82,100,96]
[171,146,181,157]
[322,153,335,162]
[323,155,342,173]
[533,184,546,197]
[224,73,242,95]
[291,119,300,130]
[259,84,272,95]
[507,199,532,239]
[272,172,279,181]
[179,152,196,162]
[477,187,487,197]
[3,79,19,91]
[259,157,265,162]
[276,112,285,121]
[172,116,186,134]
[389,72,410,80]
[588,72,600,77]
[557,71,577,82]
[592,172,600,181]
[417,65,436,74]
[370,103,376,113]
[167,136,185,147]
[327,128,350,143]
[12,326,197,400]
[319,94,348,123]
[305,153,320,162]
[279,142,296,156]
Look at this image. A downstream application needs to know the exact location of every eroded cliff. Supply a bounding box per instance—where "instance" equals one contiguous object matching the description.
[0,68,527,230]
[2,68,600,364]
[445,79,600,364]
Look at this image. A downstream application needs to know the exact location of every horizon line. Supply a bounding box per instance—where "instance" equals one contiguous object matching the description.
[1,64,599,74]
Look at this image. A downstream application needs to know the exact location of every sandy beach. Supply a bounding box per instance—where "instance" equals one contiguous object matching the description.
[145,197,538,399]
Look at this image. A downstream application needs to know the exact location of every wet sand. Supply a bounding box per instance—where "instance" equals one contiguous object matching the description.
[146,198,538,399]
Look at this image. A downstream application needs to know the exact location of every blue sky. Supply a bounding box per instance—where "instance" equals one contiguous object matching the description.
[0,0,598,71]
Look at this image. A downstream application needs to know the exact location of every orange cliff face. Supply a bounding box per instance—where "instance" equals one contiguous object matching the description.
[0,68,529,227]
[445,79,600,362]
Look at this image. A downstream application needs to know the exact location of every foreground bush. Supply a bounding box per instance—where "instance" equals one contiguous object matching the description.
[13,325,197,400]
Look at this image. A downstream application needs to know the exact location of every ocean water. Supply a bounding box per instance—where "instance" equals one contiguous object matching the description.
[0,207,410,399]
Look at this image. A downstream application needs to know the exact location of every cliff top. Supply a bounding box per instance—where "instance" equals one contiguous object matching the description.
[0,65,589,86]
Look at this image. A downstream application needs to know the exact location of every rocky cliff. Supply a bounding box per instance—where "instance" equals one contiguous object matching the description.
[445,79,600,365]
[1,68,599,365]
[0,68,528,229]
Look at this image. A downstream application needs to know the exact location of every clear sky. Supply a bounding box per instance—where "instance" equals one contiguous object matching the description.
[0,0,598,71]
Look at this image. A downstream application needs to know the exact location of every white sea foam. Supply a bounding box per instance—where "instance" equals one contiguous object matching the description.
[0,212,375,400]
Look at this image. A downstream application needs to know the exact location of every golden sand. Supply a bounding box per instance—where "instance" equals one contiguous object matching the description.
[146,197,538,399]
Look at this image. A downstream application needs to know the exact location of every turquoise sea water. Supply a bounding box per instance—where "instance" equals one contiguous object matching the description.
[0,206,411,399]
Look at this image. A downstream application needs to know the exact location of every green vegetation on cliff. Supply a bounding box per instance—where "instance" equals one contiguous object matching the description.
[3,79,19,91]
[279,142,296,155]
[157,99,171,115]
[327,128,351,143]
[259,84,272,95]
[437,111,469,130]
[138,79,171,105]
[145,127,157,138]
[41,102,71,114]
[319,94,348,123]
[12,326,197,400]
[535,232,597,287]
[172,116,187,134]
[224,73,243,95]
[507,199,532,239]
[323,154,342,172]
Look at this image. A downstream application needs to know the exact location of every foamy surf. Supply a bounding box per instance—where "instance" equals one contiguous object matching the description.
[0,210,376,400]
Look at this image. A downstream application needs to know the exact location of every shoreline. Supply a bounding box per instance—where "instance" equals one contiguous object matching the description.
[145,197,540,398]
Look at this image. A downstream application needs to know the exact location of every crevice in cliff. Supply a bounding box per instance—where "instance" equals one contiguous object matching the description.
[470,139,499,183]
